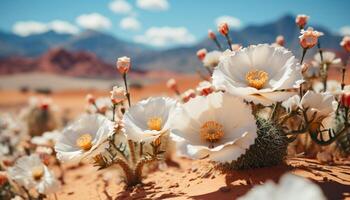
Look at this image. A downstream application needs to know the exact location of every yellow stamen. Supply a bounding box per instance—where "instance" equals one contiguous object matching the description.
[32,166,44,181]
[200,121,224,142]
[76,134,93,151]
[147,117,162,131]
[245,69,269,89]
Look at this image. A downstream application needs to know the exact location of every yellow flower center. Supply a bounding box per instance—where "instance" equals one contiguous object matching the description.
[245,69,269,89]
[200,121,224,143]
[76,134,93,151]
[31,166,44,181]
[147,117,162,131]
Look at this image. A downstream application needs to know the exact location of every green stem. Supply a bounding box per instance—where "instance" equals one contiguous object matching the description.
[213,38,223,51]
[122,73,131,107]
[112,103,116,122]
[300,48,307,65]
[225,34,233,51]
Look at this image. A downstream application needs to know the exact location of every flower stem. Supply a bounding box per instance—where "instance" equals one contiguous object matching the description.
[112,103,116,122]
[225,34,233,51]
[318,42,328,92]
[122,73,131,107]
[300,48,307,65]
[128,140,136,165]
[341,61,347,90]
[213,38,223,51]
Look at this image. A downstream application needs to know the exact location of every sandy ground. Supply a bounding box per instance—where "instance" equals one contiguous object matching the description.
[53,157,350,200]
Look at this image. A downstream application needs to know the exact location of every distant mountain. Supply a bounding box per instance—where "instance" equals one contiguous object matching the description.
[0,14,344,74]
[0,48,117,78]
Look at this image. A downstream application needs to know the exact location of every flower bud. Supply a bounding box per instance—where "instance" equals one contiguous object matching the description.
[275,35,285,46]
[340,92,350,108]
[295,14,309,29]
[196,81,214,96]
[218,22,229,36]
[299,27,323,49]
[196,48,207,61]
[110,86,126,104]
[116,56,131,74]
[0,172,8,187]
[166,78,178,92]
[86,94,95,104]
[208,29,216,40]
[181,89,196,103]
[340,36,350,52]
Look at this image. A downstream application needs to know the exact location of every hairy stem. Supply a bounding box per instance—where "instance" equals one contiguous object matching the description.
[213,38,223,51]
[300,48,307,65]
[128,140,136,165]
[225,34,233,51]
[122,73,131,107]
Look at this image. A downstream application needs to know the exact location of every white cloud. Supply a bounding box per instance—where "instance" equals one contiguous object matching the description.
[49,20,79,34]
[13,21,49,36]
[76,13,112,30]
[215,15,242,29]
[120,17,141,31]
[109,0,132,14]
[134,26,196,47]
[340,26,350,36]
[136,0,169,11]
[12,20,79,36]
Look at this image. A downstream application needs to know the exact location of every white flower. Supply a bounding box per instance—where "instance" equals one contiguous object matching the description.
[238,173,326,200]
[213,44,303,106]
[312,51,342,68]
[312,80,342,95]
[7,154,60,194]
[123,97,178,142]
[282,95,300,113]
[31,130,61,146]
[203,50,222,68]
[300,91,335,121]
[55,114,113,163]
[171,92,257,163]
[0,143,10,157]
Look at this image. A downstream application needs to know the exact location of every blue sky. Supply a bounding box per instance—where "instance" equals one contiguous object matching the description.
[1,0,349,48]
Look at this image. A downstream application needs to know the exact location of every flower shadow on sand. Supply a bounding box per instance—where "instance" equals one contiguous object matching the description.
[190,158,350,200]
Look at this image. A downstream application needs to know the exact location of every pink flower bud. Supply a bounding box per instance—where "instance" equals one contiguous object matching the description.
[110,86,126,104]
[196,81,214,96]
[181,89,196,103]
[340,36,350,52]
[116,56,131,74]
[296,14,309,29]
[39,153,51,166]
[275,35,285,46]
[299,27,323,49]
[86,94,95,104]
[166,78,178,91]
[208,29,216,40]
[340,92,350,108]
[218,22,229,36]
[196,48,207,61]
[0,172,8,187]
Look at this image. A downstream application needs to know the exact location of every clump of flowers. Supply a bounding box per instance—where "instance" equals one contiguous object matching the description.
[4,154,60,199]
[20,97,60,137]
[54,57,173,187]
[165,14,350,169]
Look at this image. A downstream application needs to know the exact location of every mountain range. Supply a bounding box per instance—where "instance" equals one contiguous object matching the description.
[0,14,344,75]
